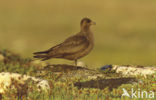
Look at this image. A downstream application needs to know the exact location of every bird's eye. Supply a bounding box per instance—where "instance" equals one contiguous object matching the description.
[86,20,91,23]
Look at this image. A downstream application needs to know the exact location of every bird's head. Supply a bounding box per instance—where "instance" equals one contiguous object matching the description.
[80,18,96,31]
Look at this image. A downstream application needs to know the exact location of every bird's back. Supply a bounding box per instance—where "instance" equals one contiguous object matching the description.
[48,32,93,60]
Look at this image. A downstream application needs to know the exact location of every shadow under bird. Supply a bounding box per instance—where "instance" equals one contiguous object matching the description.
[33,18,96,65]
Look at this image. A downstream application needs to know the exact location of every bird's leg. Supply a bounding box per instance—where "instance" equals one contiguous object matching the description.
[75,59,77,66]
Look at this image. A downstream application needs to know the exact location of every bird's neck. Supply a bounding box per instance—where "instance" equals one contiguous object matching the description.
[80,26,94,43]
[81,26,90,32]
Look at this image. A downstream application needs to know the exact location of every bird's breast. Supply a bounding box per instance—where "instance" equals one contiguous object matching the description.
[66,33,94,60]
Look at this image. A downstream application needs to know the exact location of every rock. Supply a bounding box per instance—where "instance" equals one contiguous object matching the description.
[41,64,105,81]
[0,72,50,94]
[112,65,156,76]
[77,61,86,67]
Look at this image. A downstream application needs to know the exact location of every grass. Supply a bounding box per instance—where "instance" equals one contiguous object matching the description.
[0,50,155,100]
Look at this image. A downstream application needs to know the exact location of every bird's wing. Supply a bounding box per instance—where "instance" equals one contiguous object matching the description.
[49,35,89,55]
[33,43,61,55]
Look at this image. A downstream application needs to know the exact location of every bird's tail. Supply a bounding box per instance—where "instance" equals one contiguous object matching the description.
[33,50,49,55]
[33,50,51,61]
[33,54,47,58]
[33,54,50,61]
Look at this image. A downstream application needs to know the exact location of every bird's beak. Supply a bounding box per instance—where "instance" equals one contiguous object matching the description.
[91,21,96,25]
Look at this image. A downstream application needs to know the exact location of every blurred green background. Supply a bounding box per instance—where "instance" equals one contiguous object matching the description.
[0,0,156,67]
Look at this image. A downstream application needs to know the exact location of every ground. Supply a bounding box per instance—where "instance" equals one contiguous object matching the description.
[0,49,155,100]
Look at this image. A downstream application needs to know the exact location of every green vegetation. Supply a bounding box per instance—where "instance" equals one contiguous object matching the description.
[0,50,155,100]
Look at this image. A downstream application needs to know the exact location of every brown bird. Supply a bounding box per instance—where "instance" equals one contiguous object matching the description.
[33,18,95,65]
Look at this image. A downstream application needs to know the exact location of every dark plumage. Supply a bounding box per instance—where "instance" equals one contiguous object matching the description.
[33,18,95,65]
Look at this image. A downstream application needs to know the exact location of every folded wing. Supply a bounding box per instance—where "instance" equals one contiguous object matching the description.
[49,35,89,56]
[33,35,89,60]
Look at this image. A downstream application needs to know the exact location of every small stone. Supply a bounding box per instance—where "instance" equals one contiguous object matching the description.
[77,61,86,67]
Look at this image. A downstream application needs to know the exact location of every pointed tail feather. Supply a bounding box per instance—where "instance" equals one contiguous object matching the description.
[33,50,49,55]
[33,53,51,61]
[33,54,47,58]
[33,54,50,61]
